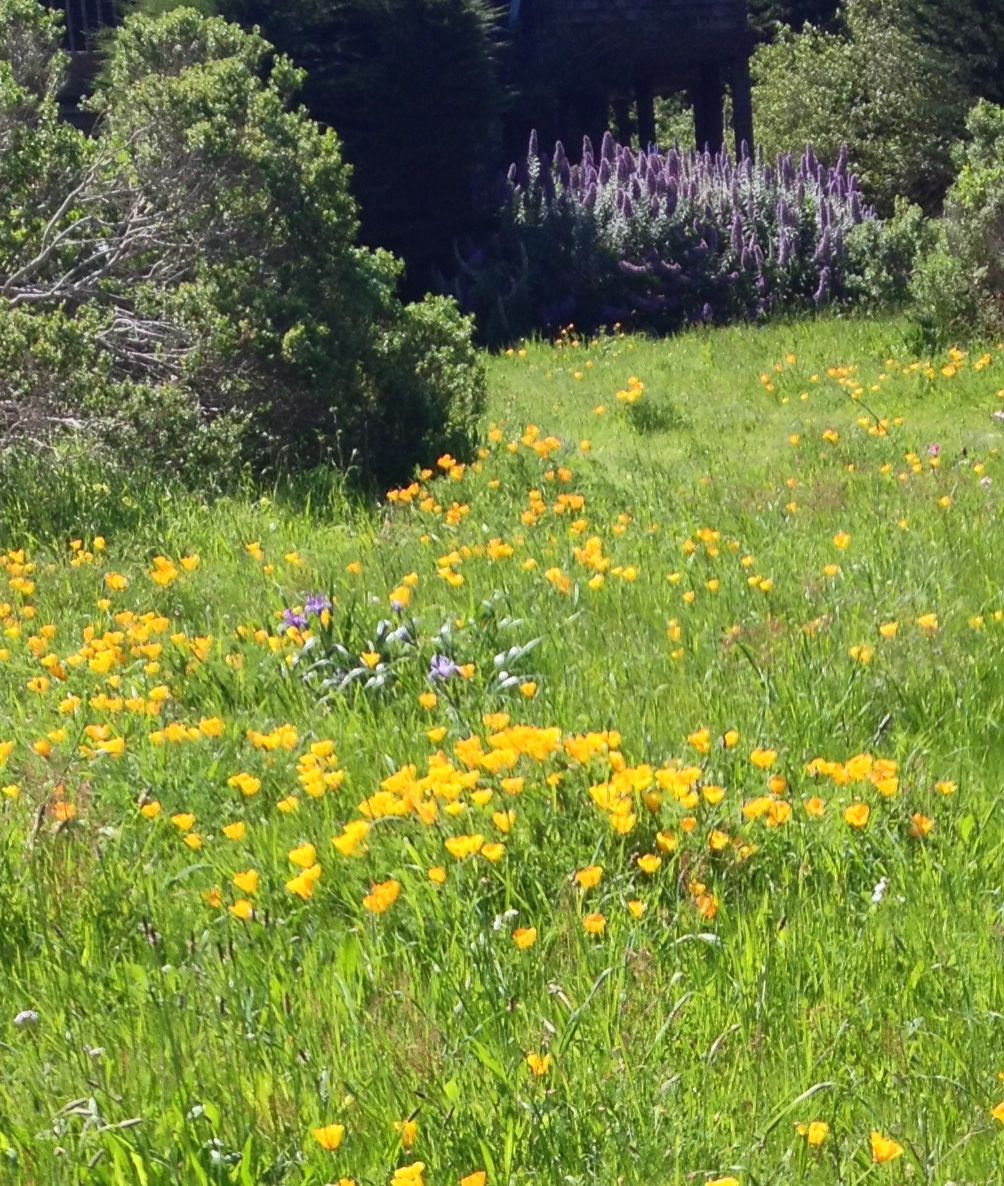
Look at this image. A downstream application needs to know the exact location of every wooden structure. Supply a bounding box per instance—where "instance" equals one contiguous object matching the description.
[41,0,753,154]
[509,0,754,155]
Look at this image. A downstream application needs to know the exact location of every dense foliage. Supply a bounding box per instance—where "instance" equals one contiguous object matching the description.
[911,102,1004,342]
[896,0,1004,113]
[748,0,841,39]
[0,1,484,488]
[751,0,964,213]
[452,131,923,342]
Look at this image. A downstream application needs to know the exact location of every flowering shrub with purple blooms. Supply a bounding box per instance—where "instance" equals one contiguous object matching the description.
[453,131,882,341]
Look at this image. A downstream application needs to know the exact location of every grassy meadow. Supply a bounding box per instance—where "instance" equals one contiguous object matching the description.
[1,313,1004,1185]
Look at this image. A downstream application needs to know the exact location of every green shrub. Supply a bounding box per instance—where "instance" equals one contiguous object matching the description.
[752,0,965,212]
[911,101,1004,342]
[0,3,485,489]
[844,198,934,308]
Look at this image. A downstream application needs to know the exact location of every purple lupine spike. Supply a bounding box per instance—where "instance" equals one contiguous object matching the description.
[778,229,792,268]
[630,176,643,202]
[540,154,555,203]
[601,130,616,162]
[554,139,566,166]
[598,158,612,186]
[850,191,863,223]
[813,266,831,307]
[582,134,594,161]
[731,212,743,252]
[814,227,832,264]
[528,129,539,160]
[506,163,518,188]
[584,181,597,210]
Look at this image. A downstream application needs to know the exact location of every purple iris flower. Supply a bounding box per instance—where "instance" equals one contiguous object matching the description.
[304,593,332,618]
[429,654,459,682]
[281,608,308,631]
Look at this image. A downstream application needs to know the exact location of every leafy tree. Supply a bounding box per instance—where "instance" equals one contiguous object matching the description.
[748,0,841,40]
[912,101,1004,341]
[0,3,484,486]
[896,0,1004,109]
[752,0,966,211]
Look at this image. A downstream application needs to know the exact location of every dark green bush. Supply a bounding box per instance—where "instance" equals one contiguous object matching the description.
[911,102,1004,342]
[0,2,485,490]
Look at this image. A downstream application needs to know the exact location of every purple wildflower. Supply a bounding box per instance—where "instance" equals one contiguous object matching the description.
[304,593,332,618]
[281,608,308,631]
[429,654,459,682]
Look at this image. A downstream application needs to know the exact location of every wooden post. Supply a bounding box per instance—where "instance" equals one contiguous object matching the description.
[693,63,724,153]
[636,80,656,149]
[731,55,754,159]
[574,89,611,146]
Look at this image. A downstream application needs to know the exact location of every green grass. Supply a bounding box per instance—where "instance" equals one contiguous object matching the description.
[1,312,1004,1186]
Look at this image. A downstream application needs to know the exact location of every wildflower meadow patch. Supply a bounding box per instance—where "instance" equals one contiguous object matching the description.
[1,314,1003,1185]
